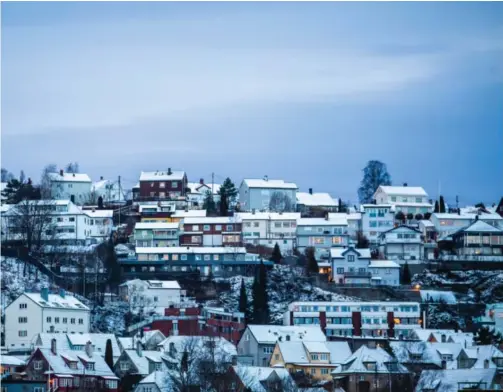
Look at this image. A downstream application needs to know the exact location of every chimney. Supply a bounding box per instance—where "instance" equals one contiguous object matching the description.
[168,168,172,175]
[51,338,57,355]
[100,176,104,181]
[85,341,93,358]
[59,289,65,299]
[27,178,32,185]
[252,208,256,215]
[200,178,204,185]
[73,173,75,177]
[309,188,313,195]
[136,340,142,357]
[59,169,64,176]
[41,287,49,302]
[264,175,268,182]
[403,183,408,187]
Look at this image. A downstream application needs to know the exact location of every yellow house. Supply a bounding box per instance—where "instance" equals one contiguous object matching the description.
[269,340,352,381]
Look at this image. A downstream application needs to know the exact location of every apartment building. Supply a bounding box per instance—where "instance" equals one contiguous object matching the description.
[360,204,396,246]
[180,216,242,247]
[373,185,433,215]
[239,178,298,212]
[48,170,92,204]
[133,222,179,247]
[296,216,349,259]
[119,279,183,314]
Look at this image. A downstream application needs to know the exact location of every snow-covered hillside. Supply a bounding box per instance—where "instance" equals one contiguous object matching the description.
[212,265,359,324]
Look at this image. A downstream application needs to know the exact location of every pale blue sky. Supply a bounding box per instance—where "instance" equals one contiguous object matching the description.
[2,2,502,204]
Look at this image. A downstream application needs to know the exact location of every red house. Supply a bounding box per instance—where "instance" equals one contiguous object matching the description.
[180,217,242,247]
[139,169,188,200]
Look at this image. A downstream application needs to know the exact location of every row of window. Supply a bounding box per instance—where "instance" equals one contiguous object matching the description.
[147,191,182,197]
[46,317,84,324]
[294,305,419,313]
[369,220,393,228]
[390,196,424,203]
[303,226,343,234]
[129,264,245,273]
[137,253,244,261]
[150,181,178,188]
[396,233,417,239]
[309,236,344,245]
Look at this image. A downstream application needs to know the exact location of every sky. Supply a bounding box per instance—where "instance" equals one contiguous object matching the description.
[1,2,502,205]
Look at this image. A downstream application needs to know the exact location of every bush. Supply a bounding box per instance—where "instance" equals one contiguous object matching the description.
[407,212,414,220]
[424,212,432,220]
[415,213,424,221]
[395,211,405,221]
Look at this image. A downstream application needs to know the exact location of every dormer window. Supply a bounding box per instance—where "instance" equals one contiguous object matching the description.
[365,362,376,371]
[86,362,94,371]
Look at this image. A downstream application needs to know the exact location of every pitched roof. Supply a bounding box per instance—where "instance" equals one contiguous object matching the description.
[139,171,185,181]
[296,217,348,226]
[369,260,400,268]
[246,325,326,344]
[390,341,442,367]
[376,186,428,197]
[330,247,371,259]
[461,345,503,368]
[0,355,26,366]
[416,368,496,392]
[333,346,408,374]
[83,209,113,218]
[232,366,294,392]
[34,333,120,357]
[187,182,221,195]
[433,212,503,221]
[123,349,166,375]
[303,341,330,354]
[48,172,92,183]
[23,292,89,311]
[457,220,503,234]
[243,179,298,190]
[328,212,362,221]
[119,279,181,290]
[171,209,207,218]
[183,216,239,224]
[296,192,337,207]
[135,370,174,391]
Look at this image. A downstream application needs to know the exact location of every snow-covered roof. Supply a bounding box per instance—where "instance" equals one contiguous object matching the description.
[48,172,92,183]
[22,292,89,311]
[419,220,435,228]
[276,341,351,365]
[135,222,179,230]
[390,341,442,367]
[433,212,503,221]
[297,217,348,226]
[0,355,26,366]
[120,279,181,290]
[187,182,221,195]
[183,216,240,224]
[333,346,408,374]
[136,370,174,390]
[135,246,247,254]
[296,192,337,207]
[246,325,326,344]
[369,260,400,268]
[376,186,428,197]
[157,336,236,363]
[461,345,503,369]
[124,349,166,375]
[34,333,121,358]
[330,247,371,259]
[431,343,465,364]
[83,209,114,218]
[303,341,330,354]
[328,212,362,221]
[236,212,301,221]
[416,368,496,392]
[243,179,298,190]
[139,171,185,181]
[420,290,457,304]
[171,210,207,218]
[232,366,294,392]
[457,220,503,233]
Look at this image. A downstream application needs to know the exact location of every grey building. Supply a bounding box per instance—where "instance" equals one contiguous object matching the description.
[239,178,298,212]
[296,217,349,260]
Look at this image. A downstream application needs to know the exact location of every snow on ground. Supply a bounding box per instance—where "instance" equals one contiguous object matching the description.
[212,265,359,324]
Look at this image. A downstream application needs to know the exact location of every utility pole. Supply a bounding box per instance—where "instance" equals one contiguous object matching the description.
[118,175,122,227]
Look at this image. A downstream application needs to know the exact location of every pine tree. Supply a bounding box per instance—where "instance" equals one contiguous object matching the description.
[305,247,319,275]
[401,262,411,284]
[270,243,282,264]
[439,196,446,213]
[217,178,237,216]
[356,231,369,249]
[105,339,114,370]
[259,261,269,324]
[434,200,440,213]
[474,326,503,345]
[238,278,249,321]
[202,191,217,215]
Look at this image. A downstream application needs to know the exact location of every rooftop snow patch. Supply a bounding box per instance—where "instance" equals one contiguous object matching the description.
[48,172,91,183]
[247,325,326,344]
[243,179,298,189]
[139,170,185,181]
[377,186,428,196]
[296,192,337,207]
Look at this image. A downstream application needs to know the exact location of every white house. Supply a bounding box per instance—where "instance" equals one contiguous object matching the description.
[431,212,503,239]
[48,170,92,204]
[119,279,183,314]
[373,185,433,215]
[296,190,338,214]
[360,204,396,246]
[237,211,301,253]
[328,212,362,243]
[368,260,400,287]
[4,289,90,352]
[92,177,124,203]
[378,225,424,262]
[239,178,298,212]
[330,247,371,285]
[187,179,221,209]
[296,216,349,259]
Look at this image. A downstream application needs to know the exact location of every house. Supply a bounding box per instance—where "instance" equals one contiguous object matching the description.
[187,178,221,209]
[180,216,242,247]
[431,211,503,239]
[237,211,301,253]
[457,345,503,370]
[0,379,47,392]
[360,204,395,246]
[138,169,188,200]
[239,178,298,212]
[473,303,503,336]
[296,216,349,260]
[284,301,422,339]
[25,340,119,391]
[82,208,114,241]
[416,368,498,392]
[133,222,180,247]
[411,329,474,347]
[138,206,205,223]
[237,325,326,367]
[91,176,124,203]
[378,225,424,262]
[368,260,400,287]
[230,366,296,392]
[118,330,166,352]
[296,189,338,216]
[331,346,411,392]
[113,344,167,379]
[328,212,362,243]
[48,169,92,204]
[133,370,173,392]
[119,279,183,314]
[269,341,352,381]
[330,247,371,285]
[4,289,90,352]
[0,355,25,379]
[390,341,443,372]
[373,185,433,215]
[450,219,503,256]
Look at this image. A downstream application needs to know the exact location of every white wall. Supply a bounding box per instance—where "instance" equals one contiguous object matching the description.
[123,282,182,315]
[51,181,92,204]
[331,250,370,284]
[369,267,400,286]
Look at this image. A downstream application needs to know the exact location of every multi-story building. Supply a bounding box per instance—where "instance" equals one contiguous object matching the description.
[431,212,503,239]
[378,225,424,262]
[237,325,326,367]
[473,303,503,336]
[5,289,90,352]
[296,216,349,259]
[296,189,338,216]
[237,211,300,253]
[373,185,433,215]
[269,341,352,381]
[48,170,92,204]
[360,204,396,246]
[138,169,188,200]
[368,260,400,287]
[328,212,362,243]
[138,207,205,223]
[450,220,503,256]
[119,279,183,314]
[180,217,242,247]
[239,178,298,212]
[284,301,422,339]
[330,247,371,285]
[133,222,179,247]
[187,179,221,209]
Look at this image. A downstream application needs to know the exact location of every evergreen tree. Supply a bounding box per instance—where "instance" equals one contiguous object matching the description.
[217,178,237,216]
[356,231,369,249]
[270,243,282,264]
[104,238,121,292]
[424,212,432,220]
[439,196,446,213]
[1,178,41,204]
[202,191,217,215]
[401,262,411,284]
[238,278,249,321]
[357,160,392,204]
[105,339,114,370]
[434,200,440,213]
[305,247,319,275]
[474,326,503,345]
[338,198,346,213]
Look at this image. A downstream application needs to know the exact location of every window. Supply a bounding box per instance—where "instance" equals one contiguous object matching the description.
[34,360,43,370]
[203,225,210,231]
[347,255,355,262]
[153,296,158,302]
[311,354,319,360]
[195,254,202,261]
[69,217,75,222]
[19,303,27,309]
[310,368,316,375]
[321,368,329,375]
[106,380,118,389]
[120,361,130,371]
[191,236,201,243]
[275,354,280,361]
[337,268,344,274]
[63,318,68,324]
[415,197,422,203]
[71,318,75,324]
[57,217,63,222]
[263,346,274,354]
[332,236,343,245]
[150,192,155,197]
[173,323,178,332]
[274,222,281,228]
[159,192,165,198]
[86,363,95,371]
[245,222,251,227]
[46,317,52,323]
[245,333,250,341]
[369,221,377,228]
[204,254,211,261]
[283,222,290,228]
[78,318,83,324]
[181,254,187,260]
[391,196,396,202]
[254,222,259,227]
[18,317,28,323]
[55,317,60,323]
[213,255,219,261]
[19,330,27,337]
[192,225,199,231]
[34,388,44,392]
[160,182,166,188]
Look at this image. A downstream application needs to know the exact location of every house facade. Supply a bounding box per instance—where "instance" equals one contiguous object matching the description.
[91,177,124,203]
[296,217,349,259]
[328,212,362,243]
[5,289,90,352]
[431,212,503,239]
[138,170,188,200]
[48,170,92,205]
[450,220,503,256]
[284,301,422,339]
[378,225,424,262]
[239,178,298,212]
[368,260,400,287]
[119,279,183,314]
[296,190,338,216]
[373,185,433,215]
[186,179,221,209]
[360,204,395,246]
[133,222,179,247]
[180,217,242,247]
[330,247,371,285]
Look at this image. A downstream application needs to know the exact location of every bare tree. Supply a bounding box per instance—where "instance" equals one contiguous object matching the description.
[40,164,57,199]
[66,162,80,173]
[124,283,155,316]
[269,192,293,213]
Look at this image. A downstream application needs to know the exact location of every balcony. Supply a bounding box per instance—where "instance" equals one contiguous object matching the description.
[344,271,372,278]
